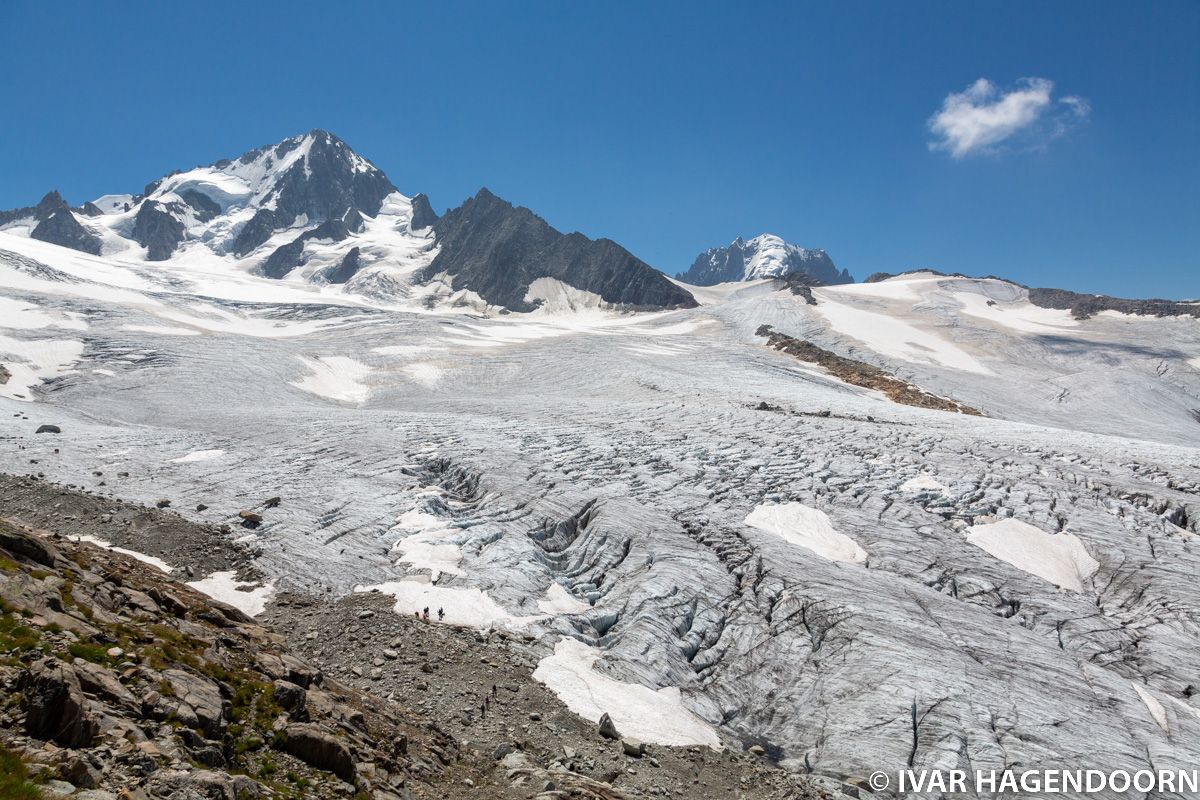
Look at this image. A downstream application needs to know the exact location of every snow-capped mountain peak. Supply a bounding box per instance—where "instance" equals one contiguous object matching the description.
[677,233,852,286]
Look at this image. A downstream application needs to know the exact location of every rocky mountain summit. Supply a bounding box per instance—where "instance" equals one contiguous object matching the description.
[677,235,851,286]
[421,189,697,312]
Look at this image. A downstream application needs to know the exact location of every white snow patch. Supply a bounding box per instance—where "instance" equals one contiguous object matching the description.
[390,509,463,581]
[537,583,591,615]
[954,292,1079,333]
[403,362,444,388]
[524,278,610,312]
[1132,683,1170,734]
[966,519,1099,592]
[69,534,173,573]
[812,293,991,374]
[745,502,867,563]
[533,638,722,749]
[358,581,528,629]
[900,475,949,492]
[291,355,372,403]
[0,335,86,401]
[186,571,275,617]
[171,449,225,463]
[121,324,201,336]
[0,296,87,330]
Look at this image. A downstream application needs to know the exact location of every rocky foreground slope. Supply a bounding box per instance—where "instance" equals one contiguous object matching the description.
[0,474,834,800]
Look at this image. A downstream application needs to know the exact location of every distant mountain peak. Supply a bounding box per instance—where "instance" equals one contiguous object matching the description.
[677,234,852,286]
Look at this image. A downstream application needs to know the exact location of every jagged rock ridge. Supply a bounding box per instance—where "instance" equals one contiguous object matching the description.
[422,188,697,312]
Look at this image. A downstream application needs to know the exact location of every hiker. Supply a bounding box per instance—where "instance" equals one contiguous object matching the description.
[413,610,420,620]
[438,607,445,620]
[491,684,497,698]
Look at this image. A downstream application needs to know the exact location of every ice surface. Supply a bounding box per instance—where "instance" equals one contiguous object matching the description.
[745,502,867,563]
[966,518,1100,592]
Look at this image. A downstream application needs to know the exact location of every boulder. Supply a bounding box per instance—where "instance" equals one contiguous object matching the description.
[161,668,228,738]
[20,657,99,747]
[72,659,138,710]
[0,526,59,567]
[597,712,620,740]
[35,424,61,434]
[280,723,356,783]
[272,679,307,717]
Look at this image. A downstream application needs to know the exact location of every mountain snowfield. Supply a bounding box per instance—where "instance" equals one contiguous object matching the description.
[2,132,1200,794]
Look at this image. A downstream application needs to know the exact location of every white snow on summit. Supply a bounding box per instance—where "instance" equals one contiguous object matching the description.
[740,234,823,280]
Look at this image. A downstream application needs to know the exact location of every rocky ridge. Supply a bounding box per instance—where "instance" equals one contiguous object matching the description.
[756,325,983,415]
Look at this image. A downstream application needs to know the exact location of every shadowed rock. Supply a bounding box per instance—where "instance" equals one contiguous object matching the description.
[133,200,186,261]
[410,192,437,231]
[20,658,99,747]
[423,188,697,312]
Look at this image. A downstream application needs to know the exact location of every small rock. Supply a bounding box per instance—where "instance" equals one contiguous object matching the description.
[598,712,620,740]
[155,498,171,508]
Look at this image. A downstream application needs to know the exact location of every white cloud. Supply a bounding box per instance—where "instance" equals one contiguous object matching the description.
[928,77,1089,158]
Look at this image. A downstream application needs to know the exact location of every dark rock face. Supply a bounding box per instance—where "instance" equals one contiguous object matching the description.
[678,235,852,286]
[78,201,103,217]
[31,208,103,255]
[179,188,221,222]
[232,130,395,255]
[260,237,306,279]
[259,217,355,279]
[776,271,827,305]
[20,658,99,747]
[424,188,697,312]
[410,193,437,231]
[325,246,362,284]
[1027,287,1200,320]
[132,200,186,261]
[282,723,356,783]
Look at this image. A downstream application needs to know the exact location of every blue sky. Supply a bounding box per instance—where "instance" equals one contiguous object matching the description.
[1,1,1196,297]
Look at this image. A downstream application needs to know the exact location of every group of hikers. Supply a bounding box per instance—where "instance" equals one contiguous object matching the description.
[413,606,446,622]
[403,605,497,720]
[479,683,498,718]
